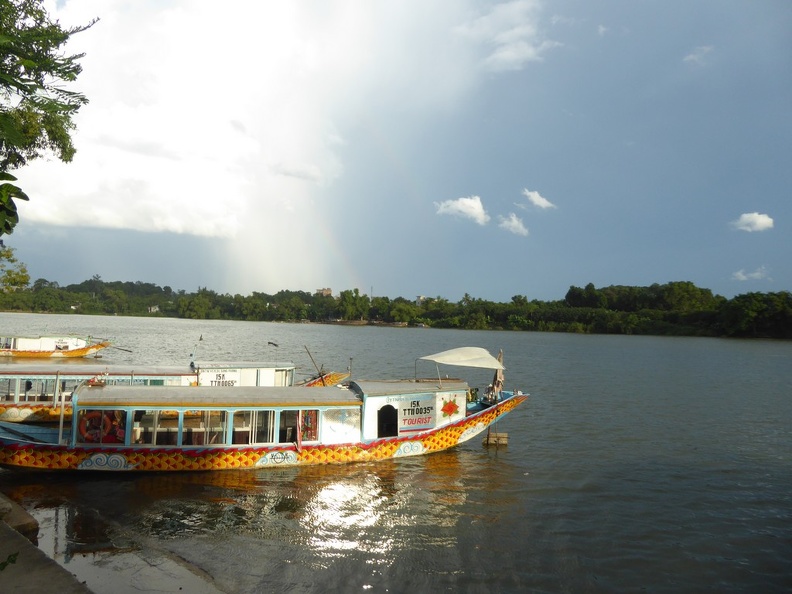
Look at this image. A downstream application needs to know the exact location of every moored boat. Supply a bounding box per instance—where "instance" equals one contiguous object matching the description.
[0,347,528,472]
[0,336,110,358]
[0,360,299,423]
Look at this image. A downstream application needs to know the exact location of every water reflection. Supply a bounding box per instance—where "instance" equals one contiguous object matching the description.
[0,447,518,575]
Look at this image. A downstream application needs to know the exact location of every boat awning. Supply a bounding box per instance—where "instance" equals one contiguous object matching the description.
[418,347,505,370]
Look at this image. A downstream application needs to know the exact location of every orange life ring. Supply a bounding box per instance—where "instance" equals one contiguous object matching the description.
[79,411,112,442]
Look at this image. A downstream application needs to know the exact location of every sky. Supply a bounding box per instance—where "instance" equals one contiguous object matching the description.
[8,0,791,302]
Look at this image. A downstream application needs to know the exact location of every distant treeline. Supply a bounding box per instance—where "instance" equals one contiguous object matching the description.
[1,277,790,339]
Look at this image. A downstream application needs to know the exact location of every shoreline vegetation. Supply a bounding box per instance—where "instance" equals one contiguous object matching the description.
[1,277,790,340]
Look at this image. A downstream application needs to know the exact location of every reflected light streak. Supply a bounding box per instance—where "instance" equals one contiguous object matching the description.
[301,474,397,560]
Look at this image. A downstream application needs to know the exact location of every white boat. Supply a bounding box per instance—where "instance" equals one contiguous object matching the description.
[0,360,298,423]
[0,347,528,472]
[0,336,110,358]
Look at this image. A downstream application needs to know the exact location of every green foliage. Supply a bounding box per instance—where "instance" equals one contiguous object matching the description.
[0,262,789,339]
[0,242,28,290]
[0,171,27,234]
[0,0,96,234]
[338,288,369,321]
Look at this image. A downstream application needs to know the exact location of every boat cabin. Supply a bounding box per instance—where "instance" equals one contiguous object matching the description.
[0,361,297,404]
[68,384,363,448]
[50,378,472,449]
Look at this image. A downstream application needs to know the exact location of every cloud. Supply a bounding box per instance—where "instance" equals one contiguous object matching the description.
[498,213,529,236]
[435,196,490,225]
[457,0,560,71]
[20,1,495,240]
[597,25,608,37]
[521,189,557,209]
[683,45,714,66]
[732,266,770,282]
[731,212,774,232]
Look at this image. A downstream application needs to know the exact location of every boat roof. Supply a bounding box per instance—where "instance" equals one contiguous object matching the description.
[194,361,295,370]
[71,384,362,408]
[350,379,469,397]
[0,361,295,377]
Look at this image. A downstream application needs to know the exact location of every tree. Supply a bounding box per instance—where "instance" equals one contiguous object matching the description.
[390,301,418,324]
[0,242,28,291]
[0,0,96,235]
[338,288,369,321]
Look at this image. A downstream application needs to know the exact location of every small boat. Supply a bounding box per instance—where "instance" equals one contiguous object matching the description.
[0,347,528,472]
[0,336,110,358]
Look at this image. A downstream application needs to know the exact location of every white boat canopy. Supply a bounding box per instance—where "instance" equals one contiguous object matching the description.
[418,347,505,370]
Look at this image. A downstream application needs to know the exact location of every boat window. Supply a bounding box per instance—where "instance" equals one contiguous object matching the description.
[321,408,361,444]
[77,409,127,444]
[301,410,318,442]
[132,409,156,444]
[157,410,181,445]
[274,368,292,387]
[181,410,227,446]
[279,410,297,443]
[131,409,180,445]
[233,410,275,444]
[278,409,319,443]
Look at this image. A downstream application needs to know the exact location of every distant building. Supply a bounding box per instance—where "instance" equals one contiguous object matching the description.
[315,288,332,297]
[416,295,426,306]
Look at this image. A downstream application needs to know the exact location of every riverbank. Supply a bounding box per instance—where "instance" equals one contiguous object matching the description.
[0,493,92,593]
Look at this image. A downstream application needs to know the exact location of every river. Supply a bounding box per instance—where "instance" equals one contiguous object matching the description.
[0,312,790,593]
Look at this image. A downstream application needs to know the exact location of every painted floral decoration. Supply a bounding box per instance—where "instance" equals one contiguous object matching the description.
[441,398,459,417]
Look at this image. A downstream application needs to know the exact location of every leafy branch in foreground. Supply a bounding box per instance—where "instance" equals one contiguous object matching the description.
[0,170,27,234]
[0,0,97,235]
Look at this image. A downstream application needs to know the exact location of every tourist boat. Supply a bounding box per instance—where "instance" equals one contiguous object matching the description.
[0,347,528,472]
[0,360,300,423]
[0,336,110,358]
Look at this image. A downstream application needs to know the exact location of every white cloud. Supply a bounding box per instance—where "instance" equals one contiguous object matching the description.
[20,1,501,239]
[435,196,490,225]
[498,213,529,236]
[683,45,714,66]
[457,0,559,72]
[521,189,557,209]
[16,1,528,294]
[732,266,770,281]
[597,25,608,37]
[731,212,774,232]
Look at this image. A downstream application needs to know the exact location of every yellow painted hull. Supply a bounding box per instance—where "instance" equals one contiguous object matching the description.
[0,404,70,423]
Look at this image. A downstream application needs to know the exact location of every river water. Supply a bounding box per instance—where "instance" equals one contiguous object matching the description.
[0,312,790,593]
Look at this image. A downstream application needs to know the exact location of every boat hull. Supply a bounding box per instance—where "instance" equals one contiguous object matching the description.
[0,395,527,472]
